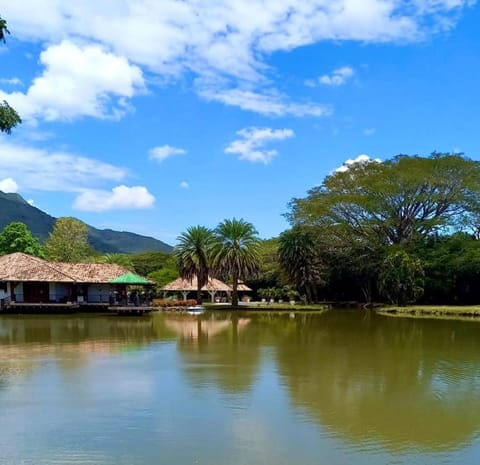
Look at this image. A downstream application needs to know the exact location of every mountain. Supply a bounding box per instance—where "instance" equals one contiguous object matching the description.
[0,191,173,254]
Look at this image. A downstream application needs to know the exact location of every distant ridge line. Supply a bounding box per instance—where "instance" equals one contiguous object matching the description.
[0,191,173,254]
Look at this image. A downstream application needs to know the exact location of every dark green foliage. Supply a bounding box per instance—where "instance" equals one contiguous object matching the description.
[378,250,425,306]
[0,222,45,257]
[0,16,9,43]
[0,191,172,253]
[131,251,176,276]
[0,100,21,134]
[99,253,134,269]
[174,226,215,303]
[212,218,261,306]
[0,16,21,134]
[415,233,480,304]
[278,227,324,303]
[247,238,287,291]
[281,152,480,305]
[148,268,179,289]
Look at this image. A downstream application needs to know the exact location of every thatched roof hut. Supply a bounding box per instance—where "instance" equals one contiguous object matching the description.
[161,277,232,292]
[161,276,252,302]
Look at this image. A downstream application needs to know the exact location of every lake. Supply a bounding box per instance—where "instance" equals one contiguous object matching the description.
[0,310,479,465]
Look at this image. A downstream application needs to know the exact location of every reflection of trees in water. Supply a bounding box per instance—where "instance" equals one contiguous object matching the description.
[2,310,480,453]
[172,314,260,393]
[273,311,480,451]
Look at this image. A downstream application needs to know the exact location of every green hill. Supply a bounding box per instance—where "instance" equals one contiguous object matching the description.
[0,191,173,254]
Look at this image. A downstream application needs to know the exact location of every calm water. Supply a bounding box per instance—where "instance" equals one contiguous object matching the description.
[1,310,480,465]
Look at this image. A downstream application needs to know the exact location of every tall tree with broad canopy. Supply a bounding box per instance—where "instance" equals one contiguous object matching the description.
[288,153,480,246]
[46,217,90,262]
[0,222,45,257]
[212,218,261,306]
[174,226,215,304]
[0,15,21,134]
[278,227,324,303]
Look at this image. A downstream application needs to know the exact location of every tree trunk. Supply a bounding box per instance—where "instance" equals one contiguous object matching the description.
[232,272,239,306]
[196,286,202,304]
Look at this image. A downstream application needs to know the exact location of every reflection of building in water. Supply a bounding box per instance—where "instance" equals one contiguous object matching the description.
[165,316,250,340]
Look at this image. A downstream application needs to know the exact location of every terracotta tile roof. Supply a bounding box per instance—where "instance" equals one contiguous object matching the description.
[0,253,75,282]
[0,253,141,284]
[54,263,130,283]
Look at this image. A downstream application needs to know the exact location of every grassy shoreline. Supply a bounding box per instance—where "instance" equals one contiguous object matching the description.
[379,305,480,318]
[203,302,480,320]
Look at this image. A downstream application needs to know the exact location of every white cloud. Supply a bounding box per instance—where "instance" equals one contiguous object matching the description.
[27,199,35,206]
[149,145,186,162]
[364,127,377,136]
[198,85,329,117]
[225,127,294,164]
[73,185,155,212]
[318,66,355,86]
[335,154,382,172]
[180,181,189,189]
[1,1,472,116]
[0,140,127,192]
[0,178,19,193]
[0,40,144,121]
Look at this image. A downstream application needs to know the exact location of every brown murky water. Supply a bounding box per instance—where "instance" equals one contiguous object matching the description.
[0,310,479,464]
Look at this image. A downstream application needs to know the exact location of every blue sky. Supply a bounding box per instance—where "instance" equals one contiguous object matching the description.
[0,1,479,245]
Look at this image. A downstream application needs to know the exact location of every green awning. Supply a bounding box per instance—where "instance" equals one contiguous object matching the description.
[109,272,151,285]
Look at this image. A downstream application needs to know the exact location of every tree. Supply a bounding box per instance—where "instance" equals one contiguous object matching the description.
[174,226,215,304]
[0,16,21,134]
[46,217,90,262]
[278,227,324,303]
[130,251,174,276]
[212,218,261,306]
[248,238,287,291]
[288,153,480,246]
[0,15,9,43]
[0,222,45,257]
[99,253,134,269]
[0,100,21,134]
[148,268,179,289]
[378,250,424,306]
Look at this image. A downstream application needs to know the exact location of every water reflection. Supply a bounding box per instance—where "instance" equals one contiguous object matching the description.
[272,311,480,451]
[1,311,480,461]
[173,315,261,393]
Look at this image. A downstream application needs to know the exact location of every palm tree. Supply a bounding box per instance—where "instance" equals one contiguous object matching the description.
[174,226,215,304]
[278,227,323,303]
[212,218,261,306]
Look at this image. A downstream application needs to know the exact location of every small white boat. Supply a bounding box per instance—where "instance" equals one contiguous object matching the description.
[187,305,205,315]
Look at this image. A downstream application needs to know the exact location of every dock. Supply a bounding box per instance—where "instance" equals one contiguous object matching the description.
[2,302,80,313]
[108,306,155,316]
